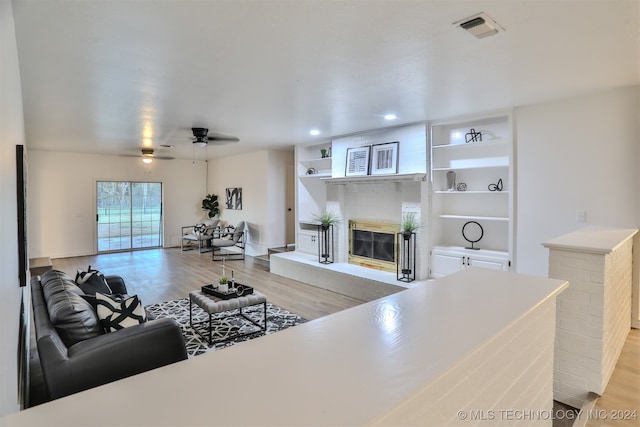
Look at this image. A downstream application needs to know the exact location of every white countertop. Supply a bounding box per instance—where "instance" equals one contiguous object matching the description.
[3,268,567,427]
[542,226,638,254]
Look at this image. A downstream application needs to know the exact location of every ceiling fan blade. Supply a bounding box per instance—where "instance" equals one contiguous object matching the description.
[207,135,239,143]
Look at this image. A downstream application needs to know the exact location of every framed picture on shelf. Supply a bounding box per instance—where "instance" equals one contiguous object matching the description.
[371,141,398,175]
[345,146,370,176]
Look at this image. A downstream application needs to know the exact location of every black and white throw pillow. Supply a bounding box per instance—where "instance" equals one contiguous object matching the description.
[95,292,146,332]
[76,265,112,295]
[193,223,207,237]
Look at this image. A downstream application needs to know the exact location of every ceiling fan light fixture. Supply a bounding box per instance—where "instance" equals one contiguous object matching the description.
[193,138,208,148]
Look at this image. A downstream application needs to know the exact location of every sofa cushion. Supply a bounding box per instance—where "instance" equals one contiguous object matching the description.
[75,265,112,295]
[41,270,104,347]
[96,292,147,332]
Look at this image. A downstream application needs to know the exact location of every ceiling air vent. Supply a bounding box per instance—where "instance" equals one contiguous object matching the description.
[454,12,504,39]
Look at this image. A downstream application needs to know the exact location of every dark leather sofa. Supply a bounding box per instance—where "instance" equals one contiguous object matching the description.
[31,270,187,400]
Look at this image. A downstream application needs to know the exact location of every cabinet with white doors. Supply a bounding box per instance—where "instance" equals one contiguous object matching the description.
[297,225,319,256]
[430,246,510,278]
[429,111,514,276]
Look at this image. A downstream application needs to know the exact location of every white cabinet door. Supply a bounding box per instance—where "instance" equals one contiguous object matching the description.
[431,250,464,278]
[467,257,507,271]
[297,231,318,255]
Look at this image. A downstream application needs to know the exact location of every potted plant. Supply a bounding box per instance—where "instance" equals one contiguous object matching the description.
[201,194,220,219]
[312,210,341,230]
[400,212,420,237]
[311,210,340,264]
[218,275,228,292]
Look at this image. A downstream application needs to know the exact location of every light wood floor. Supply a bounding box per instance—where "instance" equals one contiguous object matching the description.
[51,247,367,321]
[585,328,640,427]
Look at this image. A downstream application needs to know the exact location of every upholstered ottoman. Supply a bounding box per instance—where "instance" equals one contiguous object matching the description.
[188,289,267,344]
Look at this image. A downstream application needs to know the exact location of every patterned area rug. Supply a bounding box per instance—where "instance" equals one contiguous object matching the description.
[145,298,307,357]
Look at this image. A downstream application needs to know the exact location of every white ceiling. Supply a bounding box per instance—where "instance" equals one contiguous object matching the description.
[12,0,640,161]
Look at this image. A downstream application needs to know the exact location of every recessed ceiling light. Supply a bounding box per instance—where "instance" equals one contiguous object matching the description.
[384,114,397,120]
[310,129,320,136]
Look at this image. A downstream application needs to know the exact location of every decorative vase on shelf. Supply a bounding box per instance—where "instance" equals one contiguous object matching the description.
[447,170,456,191]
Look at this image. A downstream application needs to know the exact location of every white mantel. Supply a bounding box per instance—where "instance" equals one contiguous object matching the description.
[3,269,567,426]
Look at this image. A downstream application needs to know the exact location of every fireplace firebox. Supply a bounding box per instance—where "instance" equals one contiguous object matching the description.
[348,220,399,272]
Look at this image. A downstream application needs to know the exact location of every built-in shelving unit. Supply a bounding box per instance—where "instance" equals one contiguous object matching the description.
[295,142,332,255]
[429,112,514,277]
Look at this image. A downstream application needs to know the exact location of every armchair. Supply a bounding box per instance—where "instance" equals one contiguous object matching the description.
[211,221,246,261]
[181,219,219,252]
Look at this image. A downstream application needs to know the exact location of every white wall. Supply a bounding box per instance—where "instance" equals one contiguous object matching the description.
[27,152,207,258]
[515,87,640,277]
[0,0,27,415]
[331,123,427,176]
[208,149,293,256]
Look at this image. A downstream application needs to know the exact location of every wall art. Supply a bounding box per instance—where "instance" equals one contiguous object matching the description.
[225,187,242,210]
[16,145,27,287]
[345,146,370,176]
[371,141,398,175]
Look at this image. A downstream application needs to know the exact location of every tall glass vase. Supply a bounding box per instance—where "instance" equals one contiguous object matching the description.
[317,224,334,264]
[397,231,416,282]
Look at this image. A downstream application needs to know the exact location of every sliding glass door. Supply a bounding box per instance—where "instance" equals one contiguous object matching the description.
[97,181,162,252]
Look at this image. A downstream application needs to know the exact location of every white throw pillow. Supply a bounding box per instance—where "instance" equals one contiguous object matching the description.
[95,292,146,332]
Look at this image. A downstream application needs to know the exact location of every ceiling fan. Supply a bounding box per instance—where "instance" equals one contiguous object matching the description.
[191,127,239,147]
[121,148,175,163]
[140,148,174,162]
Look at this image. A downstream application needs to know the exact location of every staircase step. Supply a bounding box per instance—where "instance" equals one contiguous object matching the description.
[254,254,270,270]
[268,246,296,255]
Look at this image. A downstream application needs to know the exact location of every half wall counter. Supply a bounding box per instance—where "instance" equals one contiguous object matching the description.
[3,268,567,426]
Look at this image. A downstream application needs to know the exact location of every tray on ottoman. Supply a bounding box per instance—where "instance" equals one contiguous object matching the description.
[202,283,254,300]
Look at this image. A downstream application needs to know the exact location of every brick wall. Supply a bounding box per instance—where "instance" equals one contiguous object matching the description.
[549,239,632,408]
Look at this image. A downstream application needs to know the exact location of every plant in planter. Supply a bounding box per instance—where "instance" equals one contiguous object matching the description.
[201,194,220,219]
[218,275,228,292]
[311,210,342,230]
[400,212,420,236]
[398,212,420,282]
[311,210,341,264]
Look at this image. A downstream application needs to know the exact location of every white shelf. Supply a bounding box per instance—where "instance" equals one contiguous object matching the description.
[299,172,331,179]
[434,190,510,194]
[432,139,508,149]
[300,157,332,165]
[321,173,426,184]
[440,214,509,222]
[432,163,508,171]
